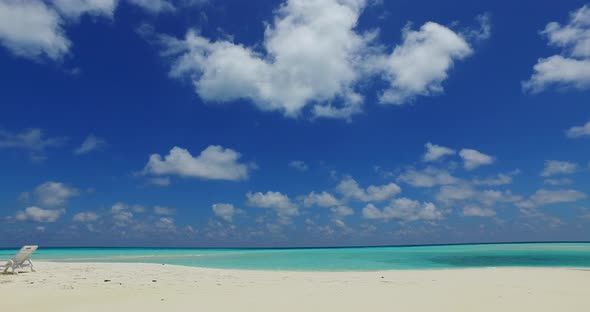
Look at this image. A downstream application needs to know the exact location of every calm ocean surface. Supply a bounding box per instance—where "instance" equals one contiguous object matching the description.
[2,243,590,271]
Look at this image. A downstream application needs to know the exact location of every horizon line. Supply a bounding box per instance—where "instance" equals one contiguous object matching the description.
[2,240,589,250]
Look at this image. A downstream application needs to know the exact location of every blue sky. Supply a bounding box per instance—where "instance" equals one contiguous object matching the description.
[0,0,589,247]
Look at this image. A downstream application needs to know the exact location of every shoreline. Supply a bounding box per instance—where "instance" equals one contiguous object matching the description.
[2,262,590,311]
[22,260,590,272]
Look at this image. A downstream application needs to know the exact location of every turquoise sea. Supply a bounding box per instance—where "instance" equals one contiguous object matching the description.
[2,243,590,271]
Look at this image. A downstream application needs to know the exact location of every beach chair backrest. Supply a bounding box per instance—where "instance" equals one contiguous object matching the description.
[12,245,38,265]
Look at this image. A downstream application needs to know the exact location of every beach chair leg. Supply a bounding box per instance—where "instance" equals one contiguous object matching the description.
[5,260,15,274]
[28,259,36,272]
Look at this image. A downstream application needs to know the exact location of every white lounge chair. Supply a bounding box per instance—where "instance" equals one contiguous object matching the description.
[1,245,38,274]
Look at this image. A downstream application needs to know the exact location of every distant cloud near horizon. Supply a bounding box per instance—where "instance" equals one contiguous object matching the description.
[517,189,587,208]
[362,198,443,222]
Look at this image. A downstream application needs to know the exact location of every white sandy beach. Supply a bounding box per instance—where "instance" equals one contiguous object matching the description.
[1,262,589,311]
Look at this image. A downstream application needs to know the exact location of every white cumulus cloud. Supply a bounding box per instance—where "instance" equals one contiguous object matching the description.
[246,191,299,220]
[362,198,442,222]
[473,171,518,186]
[30,181,79,207]
[302,191,340,208]
[153,206,175,215]
[523,5,590,92]
[544,178,574,186]
[0,1,70,61]
[435,184,476,205]
[151,0,485,120]
[143,145,251,181]
[330,205,354,227]
[110,202,135,226]
[397,167,458,188]
[156,0,371,120]
[541,160,578,177]
[566,120,590,138]
[436,184,520,207]
[377,22,473,105]
[478,190,522,206]
[517,189,586,208]
[129,0,175,13]
[16,206,64,223]
[422,142,456,162]
[212,203,241,222]
[130,0,208,13]
[459,148,495,170]
[462,205,496,217]
[53,0,117,19]
[155,217,176,232]
[0,0,118,62]
[336,176,401,202]
[73,211,99,222]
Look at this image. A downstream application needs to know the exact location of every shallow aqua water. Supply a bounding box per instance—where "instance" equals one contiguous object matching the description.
[2,243,589,271]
